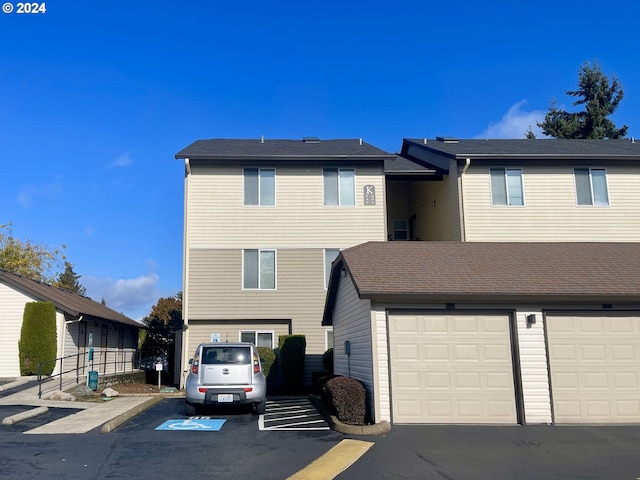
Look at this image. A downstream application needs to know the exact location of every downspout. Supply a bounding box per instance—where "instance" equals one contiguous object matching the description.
[457,158,471,241]
[181,158,191,389]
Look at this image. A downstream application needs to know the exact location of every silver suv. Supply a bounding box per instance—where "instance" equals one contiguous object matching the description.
[185,342,267,416]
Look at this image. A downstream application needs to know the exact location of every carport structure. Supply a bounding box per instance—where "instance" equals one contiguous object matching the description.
[322,241,640,425]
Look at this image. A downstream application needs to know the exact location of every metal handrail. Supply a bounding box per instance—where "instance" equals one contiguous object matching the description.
[37,349,140,399]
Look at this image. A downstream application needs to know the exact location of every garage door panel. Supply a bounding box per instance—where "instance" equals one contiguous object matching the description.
[389,313,517,424]
[547,314,640,424]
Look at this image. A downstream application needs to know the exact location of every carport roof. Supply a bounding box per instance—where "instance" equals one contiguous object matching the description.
[0,269,141,328]
[323,242,640,324]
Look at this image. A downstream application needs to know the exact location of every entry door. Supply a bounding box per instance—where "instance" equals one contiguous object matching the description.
[100,325,108,373]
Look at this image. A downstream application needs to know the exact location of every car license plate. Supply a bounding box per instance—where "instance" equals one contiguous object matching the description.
[218,394,233,403]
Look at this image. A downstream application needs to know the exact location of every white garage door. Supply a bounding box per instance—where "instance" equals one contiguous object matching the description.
[546,314,640,424]
[388,312,518,424]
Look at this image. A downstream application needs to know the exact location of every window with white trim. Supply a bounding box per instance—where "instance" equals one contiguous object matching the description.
[323,168,355,206]
[325,329,334,351]
[244,168,275,206]
[574,167,609,206]
[490,167,524,206]
[243,249,276,289]
[240,330,274,348]
[324,248,341,288]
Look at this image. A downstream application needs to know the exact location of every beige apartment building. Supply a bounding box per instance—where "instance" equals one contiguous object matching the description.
[175,138,395,387]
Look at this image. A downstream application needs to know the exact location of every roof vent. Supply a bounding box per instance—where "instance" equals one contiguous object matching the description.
[436,136,459,143]
[303,137,320,143]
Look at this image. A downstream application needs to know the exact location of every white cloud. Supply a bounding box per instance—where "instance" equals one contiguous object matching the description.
[110,153,133,168]
[84,271,160,321]
[17,177,64,208]
[476,101,547,139]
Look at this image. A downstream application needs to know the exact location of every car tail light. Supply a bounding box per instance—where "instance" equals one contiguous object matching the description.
[198,388,207,393]
[191,361,199,374]
[243,388,253,393]
[253,352,260,374]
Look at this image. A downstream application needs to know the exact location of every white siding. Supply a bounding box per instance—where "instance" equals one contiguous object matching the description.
[0,283,37,377]
[462,163,640,241]
[372,305,390,422]
[188,162,386,248]
[332,272,375,419]
[515,309,552,424]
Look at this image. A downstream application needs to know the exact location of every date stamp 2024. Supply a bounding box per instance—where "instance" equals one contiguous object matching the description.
[3,2,47,14]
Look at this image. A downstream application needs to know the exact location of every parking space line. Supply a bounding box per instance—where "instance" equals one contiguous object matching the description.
[259,398,330,431]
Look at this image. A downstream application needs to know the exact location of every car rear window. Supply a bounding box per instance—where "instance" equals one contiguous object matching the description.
[201,347,251,365]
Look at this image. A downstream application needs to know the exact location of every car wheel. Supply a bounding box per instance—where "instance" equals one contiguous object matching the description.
[185,402,199,417]
[253,400,266,415]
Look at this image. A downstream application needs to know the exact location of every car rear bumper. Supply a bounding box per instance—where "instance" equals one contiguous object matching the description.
[185,383,266,406]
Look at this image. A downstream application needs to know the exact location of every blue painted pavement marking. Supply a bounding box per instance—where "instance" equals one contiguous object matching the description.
[155,418,226,431]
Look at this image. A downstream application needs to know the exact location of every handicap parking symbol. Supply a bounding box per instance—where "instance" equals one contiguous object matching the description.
[155,418,226,431]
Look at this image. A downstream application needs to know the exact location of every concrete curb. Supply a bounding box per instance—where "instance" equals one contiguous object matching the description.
[2,406,49,425]
[308,395,391,436]
[100,395,165,433]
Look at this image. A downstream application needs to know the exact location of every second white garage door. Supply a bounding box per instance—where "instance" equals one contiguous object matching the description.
[388,312,518,424]
[546,314,640,424]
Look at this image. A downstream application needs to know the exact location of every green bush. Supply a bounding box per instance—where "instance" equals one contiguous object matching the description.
[322,347,334,374]
[19,302,57,376]
[322,376,367,425]
[257,346,276,379]
[278,335,306,394]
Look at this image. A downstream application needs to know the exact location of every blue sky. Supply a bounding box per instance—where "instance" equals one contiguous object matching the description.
[1,1,639,320]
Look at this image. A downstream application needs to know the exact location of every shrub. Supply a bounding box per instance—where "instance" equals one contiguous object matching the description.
[257,346,276,379]
[278,335,306,394]
[19,302,57,376]
[322,376,367,425]
[322,347,334,374]
[312,373,339,396]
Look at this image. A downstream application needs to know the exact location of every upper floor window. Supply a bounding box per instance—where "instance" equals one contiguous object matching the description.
[574,167,609,206]
[323,168,355,206]
[490,167,524,206]
[244,168,275,206]
[243,249,276,289]
[324,248,341,288]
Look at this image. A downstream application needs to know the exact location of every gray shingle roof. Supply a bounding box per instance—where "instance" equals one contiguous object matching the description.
[339,241,640,299]
[405,138,640,159]
[176,138,394,160]
[0,269,142,328]
[384,155,438,174]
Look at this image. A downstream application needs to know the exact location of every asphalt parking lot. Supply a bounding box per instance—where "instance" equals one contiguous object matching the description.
[2,397,640,479]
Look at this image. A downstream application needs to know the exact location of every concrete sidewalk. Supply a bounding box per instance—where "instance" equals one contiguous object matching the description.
[0,379,162,434]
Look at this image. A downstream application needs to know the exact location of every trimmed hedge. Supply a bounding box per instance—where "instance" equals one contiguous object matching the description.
[322,376,367,425]
[278,335,306,394]
[257,346,276,379]
[19,302,57,376]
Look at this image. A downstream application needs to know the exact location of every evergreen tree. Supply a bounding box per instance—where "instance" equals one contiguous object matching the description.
[55,262,86,295]
[525,126,537,139]
[538,61,628,139]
